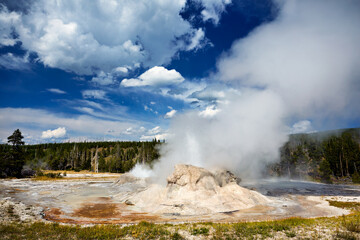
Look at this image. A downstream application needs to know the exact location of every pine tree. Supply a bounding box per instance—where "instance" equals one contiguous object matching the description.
[319,159,332,183]
[7,129,24,146]
[6,129,25,177]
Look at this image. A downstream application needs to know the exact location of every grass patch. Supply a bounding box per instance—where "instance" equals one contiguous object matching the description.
[334,230,358,240]
[341,214,360,233]
[0,221,172,240]
[191,226,209,235]
[328,201,360,210]
[285,230,296,238]
[1,213,360,239]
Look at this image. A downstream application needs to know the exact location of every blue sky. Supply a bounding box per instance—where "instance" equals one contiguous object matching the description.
[0,0,359,144]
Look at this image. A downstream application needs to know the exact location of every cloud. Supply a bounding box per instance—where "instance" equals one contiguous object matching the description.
[164,109,177,119]
[114,66,129,75]
[148,126,162,135]
[140,133,168,141]
[74,107,94,115]
[186,28,209,51]
[0,0,228,75]
[140,126,168,141]
[191,87,226,102]
[82,90,107,100]
[41,127,66,139]
[123,126,146,135]
[73,76,85,81]
[198,0,232,24]
[0,53,30,70]
[0,5,20,46]
[121,66,184,87]
[199,105,220,118]
[218,0,360,122]
[78,100,103,110]
[47,88,66,94]
[290,120,312,134]
[0,107,140,142]
[144,105,158,115]
[156,80,208,104]
[62,98,130,122]
[91,71,115,85]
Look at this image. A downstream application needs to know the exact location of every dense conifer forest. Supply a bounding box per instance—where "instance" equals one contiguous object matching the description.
[0,130,161,178]
[270,128,360,183]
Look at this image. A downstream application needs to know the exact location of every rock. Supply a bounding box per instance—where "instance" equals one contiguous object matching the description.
[115,164,270,215]
[125,199,134,205]
[167,164,240,189]
[167,164,214,187]
[214,170,241,187]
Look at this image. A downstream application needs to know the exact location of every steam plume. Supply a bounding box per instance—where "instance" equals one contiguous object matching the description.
[143,0,360,183]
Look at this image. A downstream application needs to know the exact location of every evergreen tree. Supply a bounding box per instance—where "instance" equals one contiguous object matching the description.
[319,159,332,183]
[5,129,26,177]
[7,129,25,146]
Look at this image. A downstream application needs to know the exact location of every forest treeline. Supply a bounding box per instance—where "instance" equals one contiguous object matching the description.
[269,128,360,183]
[0,129,162,178]
[1,128,360,183]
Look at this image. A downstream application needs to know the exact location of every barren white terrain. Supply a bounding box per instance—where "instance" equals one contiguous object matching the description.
[1,165,359,225]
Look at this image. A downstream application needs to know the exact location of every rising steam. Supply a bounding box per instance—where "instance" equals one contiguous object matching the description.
[135,0,360,183]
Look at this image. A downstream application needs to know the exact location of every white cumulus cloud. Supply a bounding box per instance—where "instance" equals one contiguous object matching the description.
[164,109,177,119]
[0,0,229,75]
[41,127,66,139]
[199,105,220,118]
[121,66,184,87]
[0,107,140,142]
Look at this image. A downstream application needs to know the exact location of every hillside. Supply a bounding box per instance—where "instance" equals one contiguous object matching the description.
[269,127,360,183]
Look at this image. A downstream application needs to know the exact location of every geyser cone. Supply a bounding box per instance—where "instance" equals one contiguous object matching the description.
[115,164,270,215]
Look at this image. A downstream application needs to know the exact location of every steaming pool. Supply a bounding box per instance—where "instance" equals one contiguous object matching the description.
[1,176,359,224]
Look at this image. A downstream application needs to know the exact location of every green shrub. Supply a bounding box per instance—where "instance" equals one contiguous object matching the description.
[334,230,358,240]
[352,172,360,184]
[342,215,360,233]
[191,227,209,235]
[36,169,44,177]
[44,172,62,178]
[171,232,184,240]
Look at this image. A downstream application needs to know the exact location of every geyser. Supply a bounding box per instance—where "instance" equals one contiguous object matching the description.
[148,0,360,184]
[115,164,270,215]
[150,90,288,184]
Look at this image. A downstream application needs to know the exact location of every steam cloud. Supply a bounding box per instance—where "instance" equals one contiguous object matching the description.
[136,0,360,183]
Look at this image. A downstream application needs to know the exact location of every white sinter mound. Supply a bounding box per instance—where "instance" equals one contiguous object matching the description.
[114,164,270,215]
